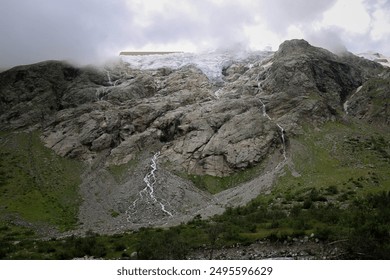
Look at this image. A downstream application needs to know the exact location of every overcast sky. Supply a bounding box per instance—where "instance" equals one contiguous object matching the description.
[1,0,389,67]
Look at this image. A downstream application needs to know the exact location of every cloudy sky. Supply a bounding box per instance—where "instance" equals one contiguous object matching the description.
[1,0,389,67]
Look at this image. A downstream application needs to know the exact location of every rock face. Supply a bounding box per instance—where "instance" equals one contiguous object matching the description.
[0,61,107,129]
[344,72,390,125]
[0,40,387,176]
[1,39,389,233]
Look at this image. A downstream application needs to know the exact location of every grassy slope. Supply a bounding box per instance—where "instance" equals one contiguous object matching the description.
[0,131,83,231]
[179,162,267,194]
[225,120,390,241]
[270,121,389,203]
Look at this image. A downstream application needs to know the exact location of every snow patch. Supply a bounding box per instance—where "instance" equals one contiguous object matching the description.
[358,52,390,67]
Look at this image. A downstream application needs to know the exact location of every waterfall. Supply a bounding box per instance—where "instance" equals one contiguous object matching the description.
[277,124,287,160]
[344,85,362,115]
[95,70,120,101]
[259,99,272,120]
[257,66,287,160]
[106,70,113,86]
[257,61,287,160]
[126,151,173,223]
[259,98,287,159]
[143,152,173,217]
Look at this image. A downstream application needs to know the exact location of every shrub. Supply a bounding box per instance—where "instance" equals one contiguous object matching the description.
[314,227,334,241]
[290,204,302,217]
[326,185,339,195]
[303,199,313,209]
[344,192,390,259]
[136,228,189,260]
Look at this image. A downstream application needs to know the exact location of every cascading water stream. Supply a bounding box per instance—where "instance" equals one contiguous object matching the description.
[343,85,362,115]
[95,70,119,101]
[257,68,287,160]
[143,152,159,202]
[126,152,173,223]
[259,99,272,120]
[276,123,287,160]
[258,98,287,160]
[258,98,287,159]
[106,70,113,86]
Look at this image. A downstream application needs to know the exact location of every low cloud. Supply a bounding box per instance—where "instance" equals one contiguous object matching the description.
[0,0,389,68]
[259,0,337,34]
[127,0,256,51]
[304,27,347,54]
[0,0,133,67]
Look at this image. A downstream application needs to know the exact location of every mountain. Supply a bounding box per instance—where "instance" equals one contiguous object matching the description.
[0,40,389,259]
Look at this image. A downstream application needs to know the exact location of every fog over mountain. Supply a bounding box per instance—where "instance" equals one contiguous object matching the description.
[1,0,390,67]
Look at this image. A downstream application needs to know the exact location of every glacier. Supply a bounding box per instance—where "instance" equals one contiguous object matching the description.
[120,50,273,82]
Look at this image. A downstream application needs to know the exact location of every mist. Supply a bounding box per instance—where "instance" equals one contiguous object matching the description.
[0,0,133,67]
[0,0,389,68]
[305,28,347,54]
[259,0,337,34]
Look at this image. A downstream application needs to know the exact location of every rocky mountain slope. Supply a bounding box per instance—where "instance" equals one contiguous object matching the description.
[0,39,389,236]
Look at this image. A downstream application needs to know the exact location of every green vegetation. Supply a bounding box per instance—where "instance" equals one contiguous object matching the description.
[359,78,390,121]
[180,162,266,194]
[269,121,389,203]
[0,131,83,230]
[109,210,120,218]
[1,190,389,259]
[107,158,138,183]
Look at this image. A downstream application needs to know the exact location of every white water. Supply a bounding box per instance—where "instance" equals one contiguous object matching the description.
[343,85,362,114]
[259,97,287,160]
[257,61,287,161]
[120,50,272,81]
[95,70,119,101]
[276,123,287,160]
[259,99,272,120]
[126,152,173,223]
[106,70,113,86]
[143,152,159,201]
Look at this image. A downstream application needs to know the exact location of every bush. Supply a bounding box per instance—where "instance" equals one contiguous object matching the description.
[344,192,390,259]
[114,243,126,252]
[326,185,339,195]
[303,199,313,209]
[0,240,12,259]
[136,228,189,260]
[290,204,302,217]
[315,227,334,241]
[309,189,327,202]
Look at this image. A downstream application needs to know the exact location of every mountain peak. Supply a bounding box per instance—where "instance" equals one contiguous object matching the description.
[278,39,311,51]
[275,39,340,60]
